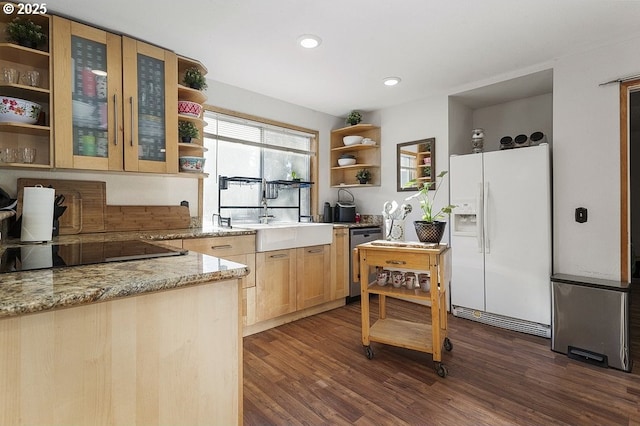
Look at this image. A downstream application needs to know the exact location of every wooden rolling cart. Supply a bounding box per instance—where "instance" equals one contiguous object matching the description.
[355,240,452,377]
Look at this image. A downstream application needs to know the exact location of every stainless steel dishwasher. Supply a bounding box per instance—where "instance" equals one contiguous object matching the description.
[349,226,383,301]
[551,273,632,371]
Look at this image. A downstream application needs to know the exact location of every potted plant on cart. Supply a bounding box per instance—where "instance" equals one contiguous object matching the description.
[404,170,456,243]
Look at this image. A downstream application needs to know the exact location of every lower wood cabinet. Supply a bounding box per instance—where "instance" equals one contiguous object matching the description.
[0,279,242,425]
[255,248,297,322]
[296,245,331,310]
[255,244,332,323]
[331,228,349,300]
[182,235,256,326]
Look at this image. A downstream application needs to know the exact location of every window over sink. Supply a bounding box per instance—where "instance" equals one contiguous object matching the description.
[202,107,318,224]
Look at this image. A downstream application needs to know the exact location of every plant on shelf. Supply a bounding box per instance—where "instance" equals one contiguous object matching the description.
[5,17,47,49]
[356,168,371,184]
[183,67,208,91]
[346,110,362,126]
[178,121,199,142]
[404,171,456,243]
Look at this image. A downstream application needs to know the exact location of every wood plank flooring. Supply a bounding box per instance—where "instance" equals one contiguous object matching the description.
[244,286,640,425]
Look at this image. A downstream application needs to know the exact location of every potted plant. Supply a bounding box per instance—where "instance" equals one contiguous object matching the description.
[404,171,456,243]
[356,168,371,184]
[183,67,208,91]
[6,17,47,49]
[346,110,362,126]
[178,121,199,142]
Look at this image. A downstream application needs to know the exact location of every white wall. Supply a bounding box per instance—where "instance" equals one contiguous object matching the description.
[352,95,450,242]
[552,36,640,280]
[471,93,553,152]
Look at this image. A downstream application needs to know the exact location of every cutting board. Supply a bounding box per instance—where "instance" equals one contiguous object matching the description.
[17,179,107,234]
[105,205,191,231]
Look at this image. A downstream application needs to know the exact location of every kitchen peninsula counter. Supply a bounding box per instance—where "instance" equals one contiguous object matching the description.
[0,227,247,425]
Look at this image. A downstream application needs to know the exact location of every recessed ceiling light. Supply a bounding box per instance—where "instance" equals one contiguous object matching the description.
[383,77,401,86]
[297,34,322,49]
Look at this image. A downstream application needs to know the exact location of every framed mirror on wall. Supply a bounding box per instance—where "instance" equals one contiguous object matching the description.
[397,137,435,191]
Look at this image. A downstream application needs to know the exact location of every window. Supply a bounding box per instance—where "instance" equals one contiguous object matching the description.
[202,108,318,224]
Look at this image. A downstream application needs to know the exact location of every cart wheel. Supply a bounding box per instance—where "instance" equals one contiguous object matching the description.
[435,363,448,378]
[443,337,453,352]
[364,346,374,360]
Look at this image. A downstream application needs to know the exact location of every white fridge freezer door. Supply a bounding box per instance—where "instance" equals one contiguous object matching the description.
[482,144,552,325]
[450,153,485,311]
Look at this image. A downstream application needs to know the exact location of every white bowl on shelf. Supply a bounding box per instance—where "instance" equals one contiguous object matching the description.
[338,158,356,166]
[0,96,42,124]
[343,135,363,146]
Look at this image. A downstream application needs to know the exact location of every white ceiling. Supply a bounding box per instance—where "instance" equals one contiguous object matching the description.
[46,0,640,117]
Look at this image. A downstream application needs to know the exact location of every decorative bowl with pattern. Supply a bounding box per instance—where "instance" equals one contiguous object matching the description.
[179,156,206,172]
[0,96,41,124]
[178,101,202,117]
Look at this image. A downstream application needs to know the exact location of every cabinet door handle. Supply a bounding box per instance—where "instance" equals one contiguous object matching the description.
[210,244,232,250]
[113,94,118,146]
[307,248,323,254]
[129,96,134,147]
[385,260,406,265]
[269,254,288,259]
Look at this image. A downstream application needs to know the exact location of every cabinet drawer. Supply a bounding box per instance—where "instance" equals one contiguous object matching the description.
[183,235,255,256]
[364,250,429,270]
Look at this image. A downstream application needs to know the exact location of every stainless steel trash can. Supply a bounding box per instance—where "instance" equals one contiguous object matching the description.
[551,274,632,372]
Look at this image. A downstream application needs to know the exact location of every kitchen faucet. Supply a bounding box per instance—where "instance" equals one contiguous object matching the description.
[212,213,232,228]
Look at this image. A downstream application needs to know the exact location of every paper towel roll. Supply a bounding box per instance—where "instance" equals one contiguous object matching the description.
[21,186,55,242]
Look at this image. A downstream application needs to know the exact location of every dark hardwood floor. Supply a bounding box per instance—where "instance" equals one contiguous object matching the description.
[244,284,640,425]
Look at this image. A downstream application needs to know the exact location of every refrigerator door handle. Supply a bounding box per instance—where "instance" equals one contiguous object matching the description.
[484,182,490,254]
[477,182,483,253]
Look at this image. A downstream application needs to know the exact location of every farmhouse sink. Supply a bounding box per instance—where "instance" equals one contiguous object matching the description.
[239,223,333,252]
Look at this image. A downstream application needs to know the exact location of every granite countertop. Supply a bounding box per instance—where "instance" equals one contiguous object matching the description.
[0,225,251,319]
[0,220,383,319]
[0,249,248,319]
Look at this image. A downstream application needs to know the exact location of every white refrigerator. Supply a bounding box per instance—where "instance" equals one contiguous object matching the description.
[449,143,551,337]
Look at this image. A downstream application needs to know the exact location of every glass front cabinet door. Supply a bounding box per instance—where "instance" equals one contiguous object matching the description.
[122,37,177,173]
[53,17,177,173]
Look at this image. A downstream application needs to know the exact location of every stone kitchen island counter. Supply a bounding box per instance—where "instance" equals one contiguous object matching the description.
[0,249,248,318]
[0,245,246,425]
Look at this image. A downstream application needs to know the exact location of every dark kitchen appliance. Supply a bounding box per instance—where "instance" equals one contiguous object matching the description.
[0,240,188,274]
[323,202,333,223]
[551,274,632,371]
[334,188,356,223]
[348,226,383,301]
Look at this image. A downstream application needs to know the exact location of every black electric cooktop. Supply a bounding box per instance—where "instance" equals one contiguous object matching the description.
[0,240,188,274]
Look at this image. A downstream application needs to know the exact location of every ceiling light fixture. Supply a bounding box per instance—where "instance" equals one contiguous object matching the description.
[383,77,401,86]
[297,34,322,49]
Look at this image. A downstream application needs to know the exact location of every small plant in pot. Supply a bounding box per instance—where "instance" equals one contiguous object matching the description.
[346,110,362,126]
[6,17,47,49]
[404,171,456,243]
[356,168,371,184]
[178,121,199,143]
[183,67,208,91]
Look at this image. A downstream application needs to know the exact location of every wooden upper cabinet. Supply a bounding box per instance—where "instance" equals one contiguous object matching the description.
[122,37,177,173]
[52,17,177,173]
